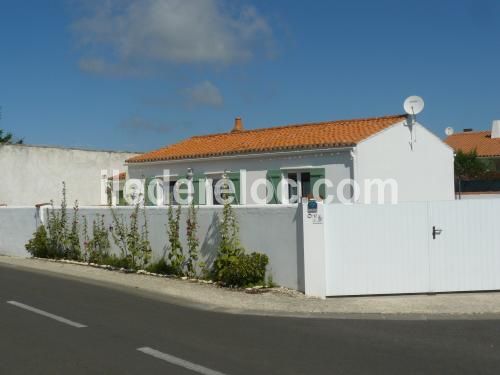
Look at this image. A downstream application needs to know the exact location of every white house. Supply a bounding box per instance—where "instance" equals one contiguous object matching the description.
[126,115,455,205]
[0,144,139,206]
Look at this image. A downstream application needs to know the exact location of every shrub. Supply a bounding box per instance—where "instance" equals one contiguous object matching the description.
[99,254,134,269]
[25,225,50,258]
[216,252,269,287]
[145,259,176,275]
[212,196,270,287]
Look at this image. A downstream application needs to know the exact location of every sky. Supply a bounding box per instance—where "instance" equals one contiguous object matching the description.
[1,0,500,152]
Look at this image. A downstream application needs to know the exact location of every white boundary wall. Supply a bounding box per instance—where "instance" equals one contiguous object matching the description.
[303,200,500,297]
[0,205,303,290]
[0,207,40,257]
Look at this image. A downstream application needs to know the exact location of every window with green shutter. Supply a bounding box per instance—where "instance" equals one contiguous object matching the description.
[227,172,240,205]
[144,177,156,206]
[310,168,326,200]
[266,170,282,204]
[192,174,206,205]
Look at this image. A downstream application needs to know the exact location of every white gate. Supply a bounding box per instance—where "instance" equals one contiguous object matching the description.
[324,199,500,296]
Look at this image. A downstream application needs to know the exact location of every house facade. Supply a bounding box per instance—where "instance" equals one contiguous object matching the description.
[126,115,455,205]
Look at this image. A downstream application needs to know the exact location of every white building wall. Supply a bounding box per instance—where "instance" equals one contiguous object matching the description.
[0,144,138,206]
[355,121,455,203]
[127,150,353,204]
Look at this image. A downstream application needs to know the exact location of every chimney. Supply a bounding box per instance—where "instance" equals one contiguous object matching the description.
[492,120,500,139]
[232,117,244,132]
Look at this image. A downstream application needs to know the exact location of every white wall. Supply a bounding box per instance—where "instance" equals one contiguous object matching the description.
[0,207,39,257]
[355,121,455,203]
[0,144,138,206]
[0,205,303,290]
[127,150,353,204]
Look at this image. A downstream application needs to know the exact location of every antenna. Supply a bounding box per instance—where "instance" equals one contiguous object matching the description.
[445,127,454,136]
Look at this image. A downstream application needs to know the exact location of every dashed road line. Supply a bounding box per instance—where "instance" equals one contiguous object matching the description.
[137,347,228,375]
[6,300,87,328]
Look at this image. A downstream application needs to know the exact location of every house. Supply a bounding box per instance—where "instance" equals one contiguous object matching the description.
[445,120,500,194]
[445,120,500,172]
[0,144,139,206]
[126,115,455,205]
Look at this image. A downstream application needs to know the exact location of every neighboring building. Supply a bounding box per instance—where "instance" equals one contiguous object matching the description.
[445,120,500,172]
[0,144,139,206]
[445,120,500,194]
[126,114,454,204]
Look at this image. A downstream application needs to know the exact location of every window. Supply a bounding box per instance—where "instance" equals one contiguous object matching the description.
[165,180,179,205]
[287,171,311,202]
[211,178,222,205]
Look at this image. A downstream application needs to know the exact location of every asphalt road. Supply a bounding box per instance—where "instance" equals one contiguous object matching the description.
[1,264,500,375]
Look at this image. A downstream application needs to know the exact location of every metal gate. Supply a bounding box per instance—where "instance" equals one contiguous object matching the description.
[325,199,500,296]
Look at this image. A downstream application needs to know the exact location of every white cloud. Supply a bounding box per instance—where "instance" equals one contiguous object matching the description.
[73,0,273,73]
[184,81,223,108]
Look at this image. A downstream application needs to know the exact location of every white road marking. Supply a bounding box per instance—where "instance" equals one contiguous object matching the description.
[137,347,228,375]
[6,301,87,328]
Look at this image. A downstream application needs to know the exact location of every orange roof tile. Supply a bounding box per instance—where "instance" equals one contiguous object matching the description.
[127,114,407,163]
[445,131,500,157]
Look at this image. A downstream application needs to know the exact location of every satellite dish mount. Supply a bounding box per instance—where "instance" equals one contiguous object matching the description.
[403,96,425,150]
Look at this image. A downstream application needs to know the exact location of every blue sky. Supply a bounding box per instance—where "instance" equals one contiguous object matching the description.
[1,0,500,152]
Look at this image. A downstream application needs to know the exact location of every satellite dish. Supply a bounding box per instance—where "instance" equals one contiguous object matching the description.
[445,127,454,136]
[403,96,425,115]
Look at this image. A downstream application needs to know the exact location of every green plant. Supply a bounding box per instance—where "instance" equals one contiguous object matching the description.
[110,202,152,270]
[46,183,69,258]
[185,201,199,277]
[455,149,490,197]
[85,214,111,263]
[0,128,22,144]
[216,252,269,287]
[99,253,132,269]
[25,183,83,260]
[25,225,50,258]
[65,201,82,260]
[167,202,184,275]
[213,200,244,279]
[145,259,176,275]
[211,194,270,287]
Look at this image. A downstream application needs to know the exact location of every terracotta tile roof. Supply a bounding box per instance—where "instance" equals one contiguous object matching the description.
[108,172,127,181]
[127,114,407,163]
[445,131,500,157]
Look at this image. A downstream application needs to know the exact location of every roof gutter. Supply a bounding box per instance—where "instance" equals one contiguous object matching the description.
[126,146,355,166]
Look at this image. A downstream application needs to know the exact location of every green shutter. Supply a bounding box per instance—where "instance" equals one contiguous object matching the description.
[144,177,155,206]
[228,172,240,205]
[178,175,189,204]
[192,174,205,205]
[310,168,326,200]
[266,170,281,204]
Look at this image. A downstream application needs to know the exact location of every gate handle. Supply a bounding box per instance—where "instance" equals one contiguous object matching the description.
[432,226,443,239]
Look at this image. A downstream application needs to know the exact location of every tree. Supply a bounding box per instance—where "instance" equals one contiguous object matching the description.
[454,149,488,198]
[0,129,23,144]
